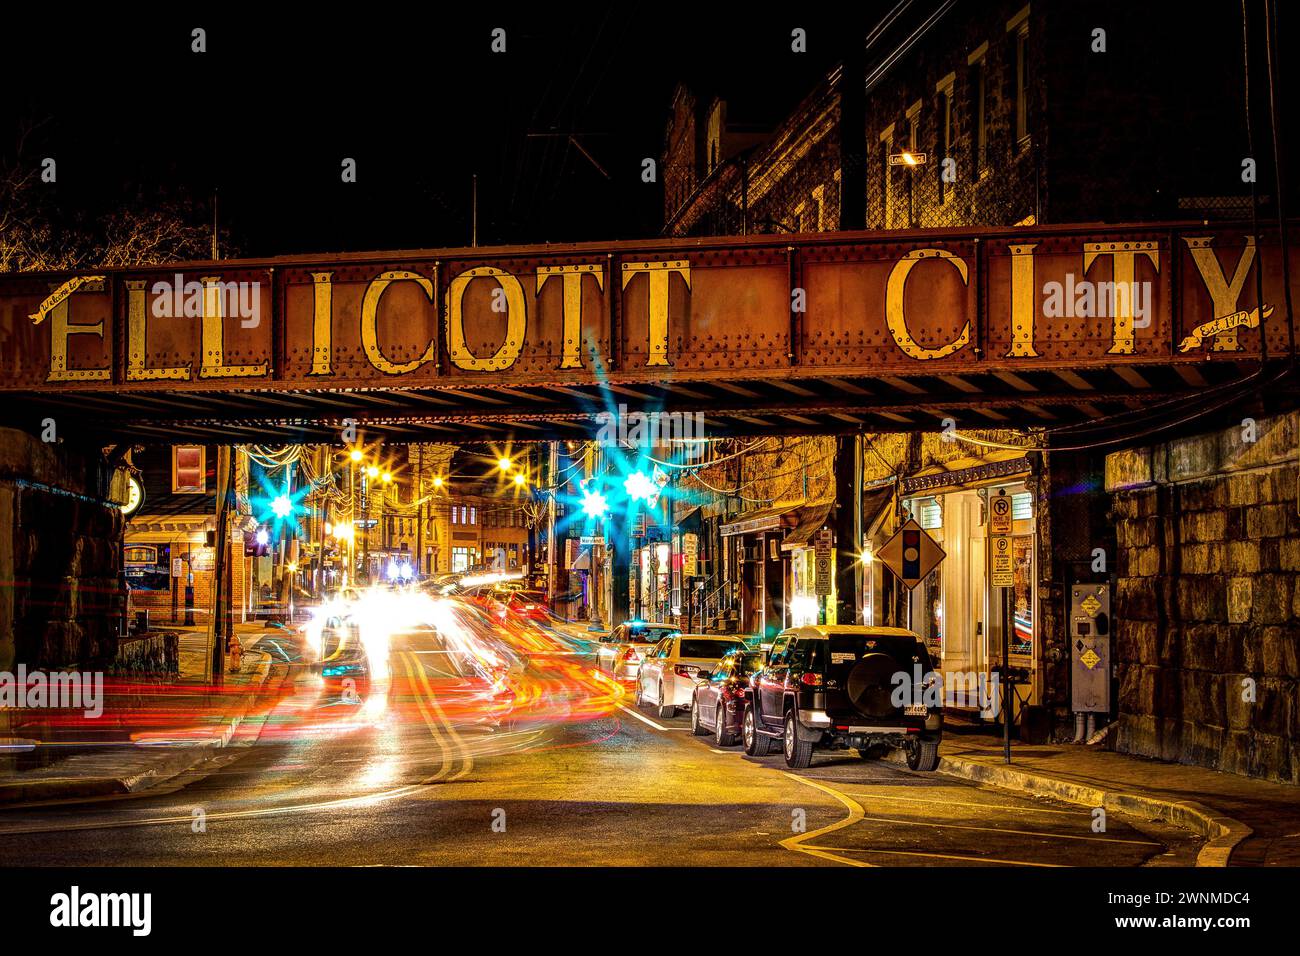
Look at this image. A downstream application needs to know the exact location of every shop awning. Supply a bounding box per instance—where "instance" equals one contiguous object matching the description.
[778,487,897,552]
[862,485,896,538]
[720,502,804,537]
[780,501,835,551]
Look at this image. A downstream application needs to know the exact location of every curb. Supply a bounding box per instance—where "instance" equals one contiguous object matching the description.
[0,653,283,807]
[886,749,1252,867]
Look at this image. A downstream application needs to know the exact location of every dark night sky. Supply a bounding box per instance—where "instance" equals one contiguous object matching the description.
[2,10,856,258]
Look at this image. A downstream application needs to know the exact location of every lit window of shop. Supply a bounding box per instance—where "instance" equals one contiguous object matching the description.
[907,496,945,655]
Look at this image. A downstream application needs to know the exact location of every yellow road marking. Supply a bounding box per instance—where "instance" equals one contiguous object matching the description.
[851,812,1161,846]
[399,652,453,783]
[803,846,1064,867]
[407,651,474,781]
[779,773,873,868]
[832,788,1088,816]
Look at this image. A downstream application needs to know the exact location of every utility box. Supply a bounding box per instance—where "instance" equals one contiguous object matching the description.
[1069,584,1110,713]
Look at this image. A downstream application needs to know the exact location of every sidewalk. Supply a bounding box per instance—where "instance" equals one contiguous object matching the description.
[889,727,1300,867]
[0,626,285,806]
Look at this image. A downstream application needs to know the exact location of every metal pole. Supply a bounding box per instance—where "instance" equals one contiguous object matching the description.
[415,445,424,578]
[1003,583,1012,763]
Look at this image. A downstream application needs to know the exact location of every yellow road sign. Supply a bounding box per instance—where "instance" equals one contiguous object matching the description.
[877,518,945,590]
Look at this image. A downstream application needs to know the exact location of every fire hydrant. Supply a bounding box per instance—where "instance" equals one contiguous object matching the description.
[228,636,243,673]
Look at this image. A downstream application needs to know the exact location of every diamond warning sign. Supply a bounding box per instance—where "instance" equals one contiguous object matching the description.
[878,518,945,590]
[1080,594,1102,617]
[1080,648,1101,670]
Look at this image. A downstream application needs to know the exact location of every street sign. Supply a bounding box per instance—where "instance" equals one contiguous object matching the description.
[877,518,945,590]
[888,151,928,166]
[990,492,1013,535]
[991,534,1014,587]
[171,557,184,577]
[813,528,833,596]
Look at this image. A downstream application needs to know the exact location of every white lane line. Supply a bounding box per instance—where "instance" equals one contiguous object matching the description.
[615,704,686,732]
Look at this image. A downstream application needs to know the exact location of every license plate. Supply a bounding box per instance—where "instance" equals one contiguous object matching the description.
[904,704,928,717]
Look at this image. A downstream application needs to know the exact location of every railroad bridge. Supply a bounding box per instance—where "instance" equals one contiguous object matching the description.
[2,220,1294,445]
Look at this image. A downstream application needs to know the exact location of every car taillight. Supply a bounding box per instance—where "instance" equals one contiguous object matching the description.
[621,648,639,662]
[800,672,823,687]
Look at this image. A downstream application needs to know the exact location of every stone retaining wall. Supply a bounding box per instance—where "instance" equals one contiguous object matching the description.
[1106,413,1300,785]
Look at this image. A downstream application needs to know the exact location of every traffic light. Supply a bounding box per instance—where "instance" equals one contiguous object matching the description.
[581,487,609,518]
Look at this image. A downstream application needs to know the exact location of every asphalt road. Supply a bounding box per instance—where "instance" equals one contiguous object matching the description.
[0,623,1202,867]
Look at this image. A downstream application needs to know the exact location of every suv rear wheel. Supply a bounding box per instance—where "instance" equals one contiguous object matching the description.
[906,737,940,772]
[783,711,814,769]
[742,705,773,756]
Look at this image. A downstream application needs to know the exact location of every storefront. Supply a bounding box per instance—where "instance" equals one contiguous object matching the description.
[780,501,834,628]
[897,460,1038,711]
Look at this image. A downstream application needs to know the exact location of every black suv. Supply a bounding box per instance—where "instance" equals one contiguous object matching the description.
[741,625,943,771]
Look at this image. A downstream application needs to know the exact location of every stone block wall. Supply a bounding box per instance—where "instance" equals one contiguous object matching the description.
[1107,413,1300,785]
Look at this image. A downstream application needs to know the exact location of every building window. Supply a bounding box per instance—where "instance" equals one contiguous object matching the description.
[936,73,956,203]
[915,496,943,530]
[968,43,989,174]
[1012,491,1034,520]
[173,446,206,493]
[1014,29,1029,145]
[906,100,921,153]
[879,125,895,228]
[452,546,475,573]
[1008,6,1031,148]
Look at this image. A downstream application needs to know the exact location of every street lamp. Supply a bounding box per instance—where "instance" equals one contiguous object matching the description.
[513,471,527,487]
[498,457,513,472]
[349,449,363,463]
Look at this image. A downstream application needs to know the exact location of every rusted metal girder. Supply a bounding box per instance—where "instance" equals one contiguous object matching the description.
[2,221,1294,407]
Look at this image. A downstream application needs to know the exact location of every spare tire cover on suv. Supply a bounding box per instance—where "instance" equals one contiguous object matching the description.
[846,652,901,718]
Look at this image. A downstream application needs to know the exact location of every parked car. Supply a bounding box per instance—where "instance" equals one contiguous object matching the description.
[741,625,943,771]
[636,634,748,718]
[595,621,681,679]
[690,650,766,745]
